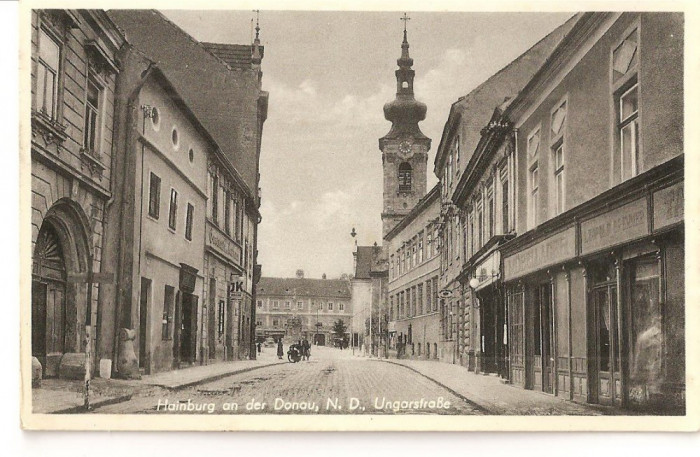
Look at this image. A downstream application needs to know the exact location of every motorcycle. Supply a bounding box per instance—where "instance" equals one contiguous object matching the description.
[287,344,302,363]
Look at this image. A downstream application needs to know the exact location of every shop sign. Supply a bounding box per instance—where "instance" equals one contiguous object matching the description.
[229,276,244,299]
[653,181,683,231]
[207,224,242,261]
[503,227,576,281]
[581,198,648,255]
[471,251,500,291]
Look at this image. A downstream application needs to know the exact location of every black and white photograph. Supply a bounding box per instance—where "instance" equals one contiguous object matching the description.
[17,0,697,431]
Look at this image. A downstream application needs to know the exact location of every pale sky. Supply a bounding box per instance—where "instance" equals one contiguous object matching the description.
[162,10,573,279]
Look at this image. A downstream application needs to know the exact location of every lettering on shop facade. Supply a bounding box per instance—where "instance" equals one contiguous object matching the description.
[653,182,683,231]
[503,227,576,280]
[580,198,648,255]
[206,223,242,262]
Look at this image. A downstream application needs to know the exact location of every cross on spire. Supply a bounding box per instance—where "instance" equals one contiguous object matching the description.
[401,12,411,32]
[253,9,260,40]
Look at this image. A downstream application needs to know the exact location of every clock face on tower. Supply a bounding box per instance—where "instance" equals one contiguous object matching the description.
[398,140,412,156]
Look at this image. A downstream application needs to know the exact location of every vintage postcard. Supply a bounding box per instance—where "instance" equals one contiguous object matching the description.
[19,0,699,431]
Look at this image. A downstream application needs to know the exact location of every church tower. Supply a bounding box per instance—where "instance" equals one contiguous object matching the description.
[380,15,431,238]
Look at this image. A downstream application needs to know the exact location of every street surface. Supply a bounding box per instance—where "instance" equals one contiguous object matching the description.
[94,346,483,415]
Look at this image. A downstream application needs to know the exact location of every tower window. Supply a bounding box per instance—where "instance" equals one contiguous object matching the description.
[398,162,412,192]
[402,81,409,89]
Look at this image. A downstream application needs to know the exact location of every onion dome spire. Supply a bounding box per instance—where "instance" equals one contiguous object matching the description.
[381,13,428,141]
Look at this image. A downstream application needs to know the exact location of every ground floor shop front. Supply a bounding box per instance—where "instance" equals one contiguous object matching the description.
[502,165,684,412]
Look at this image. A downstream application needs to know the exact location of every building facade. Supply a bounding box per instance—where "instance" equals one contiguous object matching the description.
[256,275,352,346]
[107,10,267,374]
[497,12,684,412]
[351,245,388,355]
[435,15,577,372]
[30,9,125,378]
[385,186,441,360]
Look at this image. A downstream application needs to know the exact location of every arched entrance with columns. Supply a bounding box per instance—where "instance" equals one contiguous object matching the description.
[32,198,92,377]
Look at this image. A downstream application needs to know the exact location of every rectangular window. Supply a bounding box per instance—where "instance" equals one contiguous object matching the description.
[211,174,219,224]
[550,99,567,216]
[272,318,279,327]
[257,300,262,308]
[224,192,231,235]
[553,142,565,215]
[501,174,509,232]
[426,280,432,312]
[328,302,334,311]
[83,78,100,152]
[36,29,60,119]
[529,164,539,228]
[297,301,303,310]
[417,284,424,315]
[185,203,194,241]
[455,137,460,170]
[168,188,178,230]
[162,285,174,340]
[487,187,494,239]
[272,300,279,309]
[619,84,639,181]
[418,231,424,264]
[339,302,344,311]
[148,172,161,219]
[285,301,291,309]
[433,277,439,312]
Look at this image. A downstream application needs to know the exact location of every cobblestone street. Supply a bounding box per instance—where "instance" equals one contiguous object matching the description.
[93,346,484,415]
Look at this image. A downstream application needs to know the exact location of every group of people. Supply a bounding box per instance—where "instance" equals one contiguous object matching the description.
[275,338,311,362]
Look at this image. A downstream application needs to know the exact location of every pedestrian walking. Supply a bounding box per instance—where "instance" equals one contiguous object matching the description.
[277,339,284,360]
[257,342,262,354]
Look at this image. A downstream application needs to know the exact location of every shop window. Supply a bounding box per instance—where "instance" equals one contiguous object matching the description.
[36,29,61,119]
[628,258,662,403]
[148,172,161,219]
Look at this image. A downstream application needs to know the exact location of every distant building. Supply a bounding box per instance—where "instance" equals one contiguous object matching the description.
[385,186,441,360]
[256,277,352,346]
[351,245,388,355]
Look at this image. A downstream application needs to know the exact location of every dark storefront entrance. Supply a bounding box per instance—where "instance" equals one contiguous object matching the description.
[477,286,508,378]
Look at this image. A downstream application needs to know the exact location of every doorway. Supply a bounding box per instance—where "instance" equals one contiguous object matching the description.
[32,224,68,377]
[180,292,198,364]
[533,284,554,394]
[139,277,151,371]
[591,283,620,405]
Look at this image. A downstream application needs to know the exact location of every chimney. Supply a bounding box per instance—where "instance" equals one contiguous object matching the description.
[296,269,304,279]
[322,273,327,280]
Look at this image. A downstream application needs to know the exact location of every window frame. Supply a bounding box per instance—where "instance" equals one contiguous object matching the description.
[550,97,568,217]
[185,202,194,241]
[35,27,62,120]
[83,76,103,153]
[148,172,161,219]
[168,188,178,231]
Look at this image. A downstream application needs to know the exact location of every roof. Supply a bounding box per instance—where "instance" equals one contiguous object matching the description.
[107,10,263,195]
[434,14,581,174]
[201,42,264,70]
[257,277,351,299]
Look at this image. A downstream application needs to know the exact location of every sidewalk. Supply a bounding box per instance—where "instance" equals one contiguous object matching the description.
[32,349,284,413]
[377,358,613,415]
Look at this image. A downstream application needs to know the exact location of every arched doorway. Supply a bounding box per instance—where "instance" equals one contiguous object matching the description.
[32,224,67,376]
[32,200,92,377]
